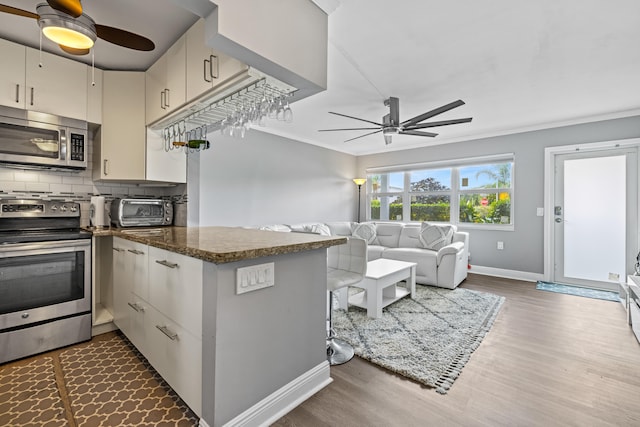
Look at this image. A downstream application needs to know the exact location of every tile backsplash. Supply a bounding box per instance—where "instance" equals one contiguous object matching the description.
[0,164,186,226]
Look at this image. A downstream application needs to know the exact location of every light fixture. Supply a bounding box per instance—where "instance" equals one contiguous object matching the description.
[353,178,366,222]
[37,3,96,50]
[383,127,398,145]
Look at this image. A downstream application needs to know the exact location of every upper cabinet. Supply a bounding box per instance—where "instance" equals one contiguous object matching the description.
[25,48,88,121]
[96,71,186,184]
[0,39,26,109]
[145,36,187,125]
[0,38,90,121]
[185,18,248,101]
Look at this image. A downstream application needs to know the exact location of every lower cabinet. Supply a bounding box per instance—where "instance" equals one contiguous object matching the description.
[112,237,203,416]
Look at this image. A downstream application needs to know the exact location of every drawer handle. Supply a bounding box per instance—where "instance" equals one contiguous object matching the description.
[113,247,123,252]
[127,249,145,255]
[155,259,178,269]
[127,302,145,312]
[156,325,178,340]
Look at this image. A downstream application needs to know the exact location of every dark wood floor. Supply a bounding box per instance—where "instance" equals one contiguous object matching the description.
[273,273,640,427]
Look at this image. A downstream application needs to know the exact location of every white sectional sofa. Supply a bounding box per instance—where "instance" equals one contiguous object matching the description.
[261,221,469,289]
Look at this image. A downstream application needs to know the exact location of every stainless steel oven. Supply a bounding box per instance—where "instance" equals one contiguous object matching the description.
[0,199,92,364]
[0,105,88,170]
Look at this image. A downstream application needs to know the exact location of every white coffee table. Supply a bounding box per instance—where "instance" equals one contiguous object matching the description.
[336,258,416,318]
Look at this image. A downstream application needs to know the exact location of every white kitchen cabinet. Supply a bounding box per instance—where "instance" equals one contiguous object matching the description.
[94,71,186,183]
[146,36,186,125]
[0,38,26,109]
[148,246,203,336]
[185,18,248,101]
[112,238,149,354]
[25,47,88,120]
[0,38,90,121]
[111,237,202,416]
[94,71,146,180]
[145,304,202,415]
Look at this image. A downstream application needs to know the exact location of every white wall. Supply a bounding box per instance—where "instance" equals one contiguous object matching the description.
[195,130,357,227]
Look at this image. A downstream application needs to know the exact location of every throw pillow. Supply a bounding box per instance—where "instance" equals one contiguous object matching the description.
[419,222,454,250]
[352,223,376,244]
[311,223,331,236]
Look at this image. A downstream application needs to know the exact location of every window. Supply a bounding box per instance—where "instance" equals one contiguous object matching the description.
[367,156,514,228]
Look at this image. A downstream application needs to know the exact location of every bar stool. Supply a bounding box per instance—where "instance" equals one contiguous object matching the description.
[326,237,367,365]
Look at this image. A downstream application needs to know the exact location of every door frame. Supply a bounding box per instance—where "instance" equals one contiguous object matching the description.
[543,138,640,284]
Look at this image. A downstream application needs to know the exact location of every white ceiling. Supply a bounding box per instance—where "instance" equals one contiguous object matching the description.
[1,1,639,156]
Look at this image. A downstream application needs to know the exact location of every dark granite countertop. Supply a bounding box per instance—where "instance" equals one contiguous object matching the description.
[85,226,346,264]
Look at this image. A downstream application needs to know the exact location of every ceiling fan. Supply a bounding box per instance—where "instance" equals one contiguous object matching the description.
[319,97,472,145]
[0,0,155,56]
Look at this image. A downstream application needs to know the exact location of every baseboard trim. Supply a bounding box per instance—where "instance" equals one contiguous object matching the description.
[200,361,332,427]
[468,265,543,283]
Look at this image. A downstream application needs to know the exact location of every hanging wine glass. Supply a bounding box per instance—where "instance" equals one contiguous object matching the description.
[283,98,293,123]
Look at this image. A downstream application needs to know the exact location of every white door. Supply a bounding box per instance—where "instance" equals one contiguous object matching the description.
[553,148,637,291]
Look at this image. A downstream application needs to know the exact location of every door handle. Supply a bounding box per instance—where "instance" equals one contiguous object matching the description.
[203,58,211,82]
[156,325,178,340]
[30,87,34,106]
[127,249,145,255]
[15,84,20,103]
[155,259,178,269]
[210,54,219,79]
[555,217,563,223]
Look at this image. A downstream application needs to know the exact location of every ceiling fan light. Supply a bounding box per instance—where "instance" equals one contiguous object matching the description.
[383,134,392,145]
[37,3,96,50]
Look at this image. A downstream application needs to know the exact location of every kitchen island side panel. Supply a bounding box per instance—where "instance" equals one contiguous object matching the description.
[201,248,328,426]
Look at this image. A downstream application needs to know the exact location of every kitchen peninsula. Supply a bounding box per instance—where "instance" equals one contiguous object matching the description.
[92,226,346,427]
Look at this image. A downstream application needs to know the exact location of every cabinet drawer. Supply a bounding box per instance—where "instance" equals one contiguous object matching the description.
[148,246,203,336]
[145,305,202,416]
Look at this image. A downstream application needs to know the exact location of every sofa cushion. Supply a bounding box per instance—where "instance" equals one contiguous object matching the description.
[370,222,403,247]
[419,222,454,250]
[353,222,376,243]
[382,247,438,281]
[326,221,355,237]
[311,223,331,236]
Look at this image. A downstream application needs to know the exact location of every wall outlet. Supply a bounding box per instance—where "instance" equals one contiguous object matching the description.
[236,262,275,294]
[497,241,504,250]
[608,272,620,281]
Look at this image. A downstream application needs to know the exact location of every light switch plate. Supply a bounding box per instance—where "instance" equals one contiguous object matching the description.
[236,262,275,294]
[536,207,544,217]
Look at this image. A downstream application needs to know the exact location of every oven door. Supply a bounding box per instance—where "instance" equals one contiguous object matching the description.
[0,239,91,331]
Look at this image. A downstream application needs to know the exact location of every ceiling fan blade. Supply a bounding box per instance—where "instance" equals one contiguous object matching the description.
[404,117,473,130]
[0,5,38,19]
[318,127,381,132]
[95,24,155,51]
[399,130,438,138]
[401,100,466,127]
[329,111,384,127]
[344,129,383,143]
[47,0,82,18]
[59,44,90,55]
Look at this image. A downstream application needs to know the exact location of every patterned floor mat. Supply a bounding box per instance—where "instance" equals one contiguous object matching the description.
[0,357,68,426]
[58,333,199,426]
[536,281,620,302]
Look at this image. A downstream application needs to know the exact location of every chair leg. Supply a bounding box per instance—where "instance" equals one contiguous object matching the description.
[326,290,354,365]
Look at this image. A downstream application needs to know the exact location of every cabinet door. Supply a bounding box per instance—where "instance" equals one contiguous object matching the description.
[145,36,186,125]
[148,246,203,336]
[146,129,186,183]
[145,305,202,416]
[145,55,166,125]
[0,39,26,109]
[25,48,88,120]
[185,18,247,101]
[99,71,146,180]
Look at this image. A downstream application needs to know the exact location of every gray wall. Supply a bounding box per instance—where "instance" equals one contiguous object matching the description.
[195,130,357,226]
[357,115,640,275]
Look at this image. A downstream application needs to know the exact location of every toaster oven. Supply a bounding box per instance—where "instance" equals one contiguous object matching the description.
[110,198,173,227]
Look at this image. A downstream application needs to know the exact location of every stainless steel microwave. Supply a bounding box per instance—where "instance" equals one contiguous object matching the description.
[0,105,88,170]
[111,198,174,227]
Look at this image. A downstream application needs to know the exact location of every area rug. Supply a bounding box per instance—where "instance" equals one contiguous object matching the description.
[332,285,505,394]
[536,281,620,302]
[0,357,68,426]
[58,332,199,426]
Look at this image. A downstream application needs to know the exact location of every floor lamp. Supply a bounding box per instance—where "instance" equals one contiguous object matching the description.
[353,178,366,222]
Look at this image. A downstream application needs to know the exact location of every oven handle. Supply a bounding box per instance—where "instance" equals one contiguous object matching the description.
[0,239,91,254]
